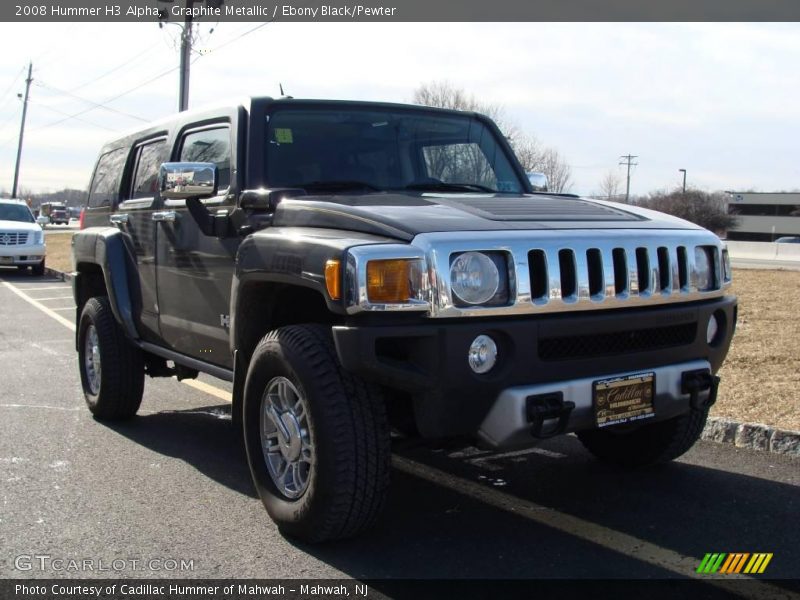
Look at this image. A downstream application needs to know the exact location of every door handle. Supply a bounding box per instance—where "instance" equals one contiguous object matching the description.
[152,211,177,223]
[109,213,129,225]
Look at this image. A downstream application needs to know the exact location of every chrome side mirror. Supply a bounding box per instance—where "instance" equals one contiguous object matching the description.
[527,172,549,192]
[159,162,218,200]
[36,216,49,226]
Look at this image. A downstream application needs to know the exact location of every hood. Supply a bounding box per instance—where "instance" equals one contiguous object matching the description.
[271,192,703,242]
[0,219,40,232]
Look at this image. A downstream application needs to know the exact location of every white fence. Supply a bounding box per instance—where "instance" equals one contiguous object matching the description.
[726,241,800,262]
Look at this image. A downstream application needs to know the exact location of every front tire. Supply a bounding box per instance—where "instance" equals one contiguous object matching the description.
[243,324,390,542]
[577,406,709,467]
[31,259,45,276]
[78,297,144,420]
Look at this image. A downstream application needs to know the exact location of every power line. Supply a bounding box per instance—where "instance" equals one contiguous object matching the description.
[198,22,269,57]
[0,104,21,133]
[0,66,26,106]
[619,154,638,204]
[15,21,271,133]
[28,99,119,132]
[68,44,162,93]
[28,65,178,134]
[35,80,149,122]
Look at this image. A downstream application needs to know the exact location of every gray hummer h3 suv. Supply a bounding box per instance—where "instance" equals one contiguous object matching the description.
[72,98,736,542]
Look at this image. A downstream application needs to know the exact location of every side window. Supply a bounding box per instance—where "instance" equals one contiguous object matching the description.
[422,143,498,189]
[130,140,168,199]
[88,148,127,208]
[179,127,231,191]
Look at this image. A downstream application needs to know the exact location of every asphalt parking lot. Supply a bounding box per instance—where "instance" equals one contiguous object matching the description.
[0,270,798,594]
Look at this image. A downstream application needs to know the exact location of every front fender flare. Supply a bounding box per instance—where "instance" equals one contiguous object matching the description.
[72,227,141,342]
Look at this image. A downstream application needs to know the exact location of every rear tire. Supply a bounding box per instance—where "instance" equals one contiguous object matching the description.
[78,297,144,420]
[243,324,390,542]
[577,407,709,467]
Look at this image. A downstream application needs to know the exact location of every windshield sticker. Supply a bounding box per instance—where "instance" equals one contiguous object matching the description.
[275,128,294,144]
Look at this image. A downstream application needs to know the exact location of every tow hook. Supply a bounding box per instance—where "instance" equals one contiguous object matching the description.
[526,392,575,439]
[681,369,720,410]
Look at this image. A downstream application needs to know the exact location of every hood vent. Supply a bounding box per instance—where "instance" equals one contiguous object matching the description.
[439,196,641,222]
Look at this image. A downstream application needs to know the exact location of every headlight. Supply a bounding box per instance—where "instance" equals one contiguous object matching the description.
[450,251,505,306]
[694,247,714,291]
[33,230,43,244]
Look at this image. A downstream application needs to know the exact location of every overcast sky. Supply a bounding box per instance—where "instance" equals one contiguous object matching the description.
[0,22,797,197]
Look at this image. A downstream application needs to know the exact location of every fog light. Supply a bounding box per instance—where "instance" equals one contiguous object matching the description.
[706,314,719,345]
[468,335,497,374]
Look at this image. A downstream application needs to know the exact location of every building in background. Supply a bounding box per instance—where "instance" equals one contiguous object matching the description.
[725,192,800,241]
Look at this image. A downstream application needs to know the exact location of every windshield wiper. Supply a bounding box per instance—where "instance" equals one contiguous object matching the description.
[402,182,498,193]
[291,180,383,192]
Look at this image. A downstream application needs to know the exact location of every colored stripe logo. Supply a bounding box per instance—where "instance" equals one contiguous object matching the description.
[697,553,773,574]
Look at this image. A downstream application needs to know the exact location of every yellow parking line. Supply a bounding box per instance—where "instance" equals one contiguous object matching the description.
[182,379,232,403]
[392,457,784,597]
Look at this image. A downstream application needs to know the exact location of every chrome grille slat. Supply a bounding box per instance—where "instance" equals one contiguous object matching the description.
[574,250,592,302]
[412,229,730,318]
[545,250,562,302]
[601,250,617,300]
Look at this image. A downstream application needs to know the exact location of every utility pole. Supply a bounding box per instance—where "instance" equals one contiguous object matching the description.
[619,154,638,204]
[12,62,33,199]
[679,168,687,194]
[178,11,193,112]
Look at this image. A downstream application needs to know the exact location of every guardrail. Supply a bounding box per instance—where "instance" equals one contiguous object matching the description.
[725,241,800,262]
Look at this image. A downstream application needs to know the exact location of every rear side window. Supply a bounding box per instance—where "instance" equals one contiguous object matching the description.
[130,139,168,199]
[88,148,127,208]
[179,127,231,191]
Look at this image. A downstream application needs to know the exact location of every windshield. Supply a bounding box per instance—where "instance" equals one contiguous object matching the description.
[0,203,34,223]
[265,107,525,194]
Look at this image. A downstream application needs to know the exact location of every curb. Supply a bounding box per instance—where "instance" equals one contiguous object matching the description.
[702,417,800,457]
[44,266,73,282]
[37,267,800,459]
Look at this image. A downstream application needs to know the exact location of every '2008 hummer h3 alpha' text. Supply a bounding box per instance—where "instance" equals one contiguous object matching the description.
[72,98,736,542]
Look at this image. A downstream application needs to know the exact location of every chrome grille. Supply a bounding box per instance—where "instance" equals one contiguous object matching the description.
[528,243,702,304]
[412,229,729,318]
[0,232,29,245]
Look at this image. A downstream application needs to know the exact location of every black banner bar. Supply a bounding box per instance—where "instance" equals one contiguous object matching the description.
[2,579,800,600]
[4,0,800,23]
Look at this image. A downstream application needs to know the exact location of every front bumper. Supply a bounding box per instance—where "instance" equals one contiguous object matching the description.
[333,295,736,440]
[0,244,46,265]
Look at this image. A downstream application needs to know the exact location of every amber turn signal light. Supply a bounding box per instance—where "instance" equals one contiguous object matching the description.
[367,259,412,303]
[325,259,341,300]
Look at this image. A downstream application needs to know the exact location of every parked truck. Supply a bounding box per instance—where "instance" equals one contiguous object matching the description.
[72,98,736,542]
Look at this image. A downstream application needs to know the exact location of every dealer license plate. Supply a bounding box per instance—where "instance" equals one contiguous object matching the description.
[0,257,13,264]
[594,372,655,428]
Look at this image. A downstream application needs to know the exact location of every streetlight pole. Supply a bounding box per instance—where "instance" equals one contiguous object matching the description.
[11,62,33,199]
[679,168,686,194]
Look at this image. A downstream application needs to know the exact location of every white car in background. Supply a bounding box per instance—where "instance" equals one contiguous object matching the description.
[0,198,46,275]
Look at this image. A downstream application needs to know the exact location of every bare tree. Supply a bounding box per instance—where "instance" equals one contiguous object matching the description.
[638,188,738,234]
[413,81,573,192]
[537,148,573,194]
[598,170,622,200]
